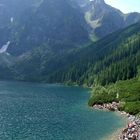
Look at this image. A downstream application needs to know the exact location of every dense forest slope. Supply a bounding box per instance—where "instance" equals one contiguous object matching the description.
[7,23,140,86]
[42,23,140,86]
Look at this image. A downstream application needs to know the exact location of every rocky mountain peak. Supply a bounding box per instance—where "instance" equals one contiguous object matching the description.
[89,0,107,11]
[92,0,105,5]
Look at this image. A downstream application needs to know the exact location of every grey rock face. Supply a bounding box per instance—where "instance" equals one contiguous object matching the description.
[83,0,140,38]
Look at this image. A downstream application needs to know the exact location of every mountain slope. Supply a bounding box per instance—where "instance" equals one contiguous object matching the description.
[84,0,140,39]
[9,23,140,85]
[0,0,89,56]
[0,53,16,79]
[0,0,140,56]
[0,0,42,28]
[49,23,140,86]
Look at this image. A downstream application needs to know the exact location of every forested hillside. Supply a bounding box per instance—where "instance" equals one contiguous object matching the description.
[44,23,140,86]
[8,23,140,87]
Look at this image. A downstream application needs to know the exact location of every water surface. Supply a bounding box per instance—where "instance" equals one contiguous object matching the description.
[0,81,125,140]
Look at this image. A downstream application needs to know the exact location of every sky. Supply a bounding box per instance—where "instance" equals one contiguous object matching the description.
[104,0,140,13]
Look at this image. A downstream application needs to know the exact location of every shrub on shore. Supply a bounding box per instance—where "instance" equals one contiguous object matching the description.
[89,79,140,115]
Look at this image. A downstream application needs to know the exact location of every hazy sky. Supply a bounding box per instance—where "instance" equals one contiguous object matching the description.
[105,0,140,13]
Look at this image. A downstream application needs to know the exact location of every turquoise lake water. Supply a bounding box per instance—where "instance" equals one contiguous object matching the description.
[0,81,125,140]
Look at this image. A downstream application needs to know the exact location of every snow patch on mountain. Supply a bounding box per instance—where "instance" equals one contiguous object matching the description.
[0,41,10,54]
[10,17,14,23]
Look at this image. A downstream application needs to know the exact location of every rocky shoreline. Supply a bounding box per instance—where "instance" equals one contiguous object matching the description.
[93,102,140,140]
